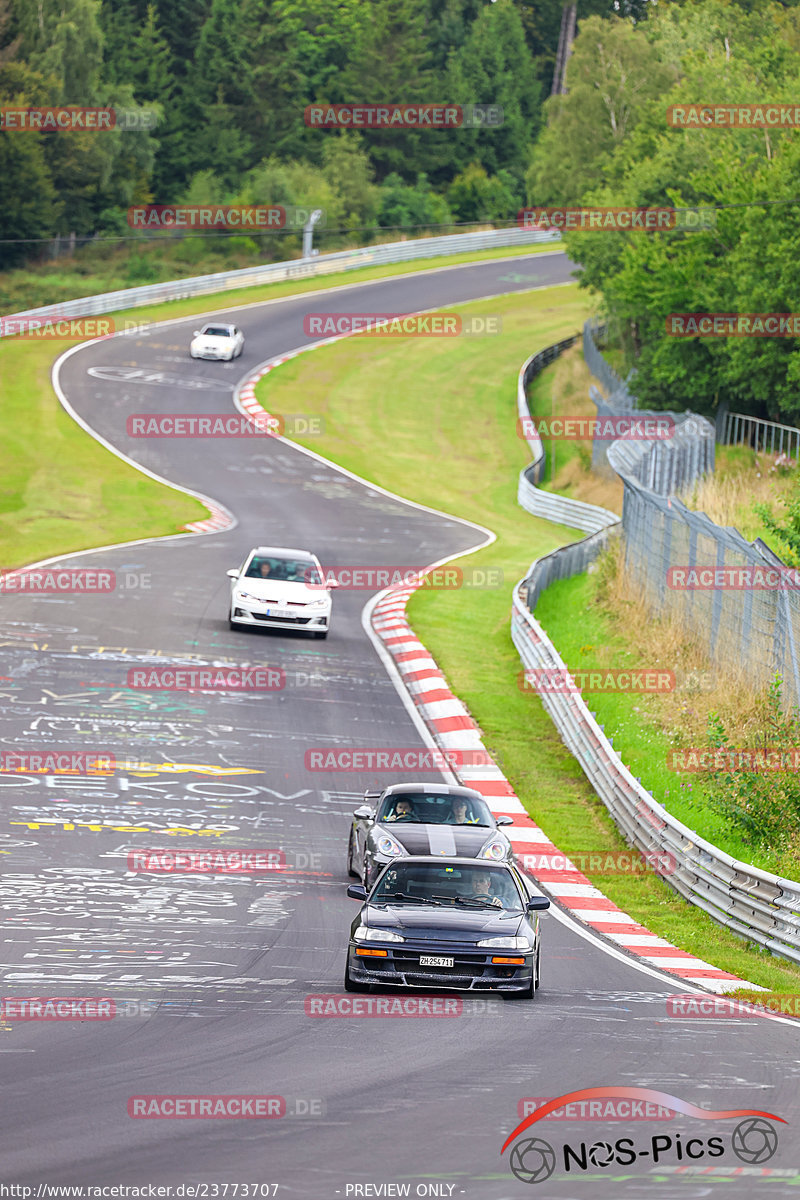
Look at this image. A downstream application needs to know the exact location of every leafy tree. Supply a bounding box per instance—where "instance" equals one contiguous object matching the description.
[446,160,517,221]
[526,14,675,206]
[377,170,453,230]
[25,0,105,102]
[320,136,380,232]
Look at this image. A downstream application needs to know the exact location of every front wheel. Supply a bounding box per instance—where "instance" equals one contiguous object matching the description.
[344,959,370,993]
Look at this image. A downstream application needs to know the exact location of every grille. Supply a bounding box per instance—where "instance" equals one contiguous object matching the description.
[251,613,311,625]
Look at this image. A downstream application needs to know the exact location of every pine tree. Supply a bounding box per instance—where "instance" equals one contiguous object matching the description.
[338,0,438,181]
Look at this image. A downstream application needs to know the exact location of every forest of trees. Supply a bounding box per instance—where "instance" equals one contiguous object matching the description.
[3,0,800,424]
[0,0,626,267]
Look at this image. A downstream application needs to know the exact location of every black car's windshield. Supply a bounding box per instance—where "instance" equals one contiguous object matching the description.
[244,556,321,584]
[202,325,232,338]
[371,863,524,909]
[378,793,494,827]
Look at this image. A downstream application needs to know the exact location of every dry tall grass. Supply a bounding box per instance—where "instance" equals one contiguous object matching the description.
[680,446,795,548]
[597,541,765,749]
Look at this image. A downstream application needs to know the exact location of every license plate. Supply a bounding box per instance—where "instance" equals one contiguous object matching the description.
[419,955,453,968]
[267,609,290,618]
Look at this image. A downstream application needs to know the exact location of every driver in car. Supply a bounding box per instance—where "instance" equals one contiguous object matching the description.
[385,798,417,822]
[447,797,479,825]
[469,869,514,908]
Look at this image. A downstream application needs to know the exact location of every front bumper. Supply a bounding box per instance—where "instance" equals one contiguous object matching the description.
[231,603,330,630]
[192,346,232,360]
[347,941,534,993]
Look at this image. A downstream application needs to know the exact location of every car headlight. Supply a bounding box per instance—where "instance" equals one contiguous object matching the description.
[353,926,404,943]
[305,598,329,609]
[476,935,532,950]
[480,837,508,860]
[235,590,260,602]
[375,832,405,857]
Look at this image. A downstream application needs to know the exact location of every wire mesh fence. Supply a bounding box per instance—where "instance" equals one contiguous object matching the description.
[582,320,800,711]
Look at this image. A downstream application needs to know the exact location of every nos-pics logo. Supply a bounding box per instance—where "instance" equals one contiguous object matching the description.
[501,1087,784,1185]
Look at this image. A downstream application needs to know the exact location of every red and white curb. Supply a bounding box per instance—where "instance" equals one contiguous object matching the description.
[183,500,234,534]
[371,588,750,994]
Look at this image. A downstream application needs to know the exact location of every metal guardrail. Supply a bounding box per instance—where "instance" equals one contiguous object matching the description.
[719,410,800,461]
[511,593,800,964]
[2,227,561,327]
[513,331,800,964]
[516,338,621,535]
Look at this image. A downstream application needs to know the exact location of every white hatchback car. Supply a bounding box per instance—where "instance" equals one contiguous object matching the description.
[190,322,244,361]
[227,547,337,638]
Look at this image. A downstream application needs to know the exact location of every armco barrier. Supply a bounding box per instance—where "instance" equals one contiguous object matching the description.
[516,338,620,535]
[2,227,559,329]
[514,335,800,964]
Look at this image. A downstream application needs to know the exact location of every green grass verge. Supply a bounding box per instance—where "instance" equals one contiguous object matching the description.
[0,245,565,569]
[256,283,800,991]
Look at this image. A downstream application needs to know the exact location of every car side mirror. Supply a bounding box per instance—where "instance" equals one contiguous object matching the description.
[353,806,374,820]
[347,884,367,901]
[495,815,514,826]
[226,569,239,579]
[325,576,340,589]
[193,331,200,337]
[526,896,550,911]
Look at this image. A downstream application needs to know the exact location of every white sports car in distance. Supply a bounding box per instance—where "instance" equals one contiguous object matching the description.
[190,322,244,360]
[227,547,337,638]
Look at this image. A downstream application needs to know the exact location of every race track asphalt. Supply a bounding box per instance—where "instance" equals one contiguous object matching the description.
[1,252,797,1198]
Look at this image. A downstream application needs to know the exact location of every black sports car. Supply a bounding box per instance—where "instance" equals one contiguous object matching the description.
[347,782,514,889]
[344,856,550,998]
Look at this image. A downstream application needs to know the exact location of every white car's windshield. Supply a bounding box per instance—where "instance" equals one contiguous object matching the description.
[244,556,321,584]
[202,326,232,338]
